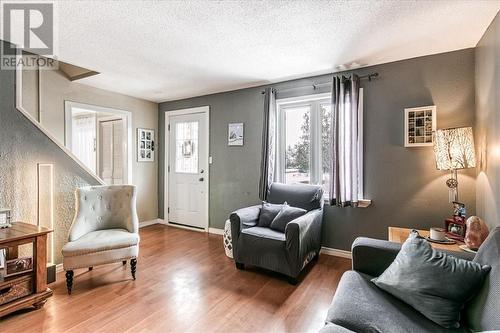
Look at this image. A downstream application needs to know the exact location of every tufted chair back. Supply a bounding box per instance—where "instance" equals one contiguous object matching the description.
[68,185,139,242]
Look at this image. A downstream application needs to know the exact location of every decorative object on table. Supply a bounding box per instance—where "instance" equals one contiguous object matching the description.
[453,201,467,218]
[404,105,436,147]
[429,227,446,241]
[223,219,233,259]
[228,122,244,146]
[459,244,478,254]
[433,126,476,202]
[464,216,489,251]
[445,216,467,242]
[0,209,12,228]
[425,237,456,245]
[5,256,33,277]
[137,128,155,162]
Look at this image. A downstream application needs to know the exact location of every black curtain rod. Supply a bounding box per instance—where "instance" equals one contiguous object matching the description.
[261,72,379,94]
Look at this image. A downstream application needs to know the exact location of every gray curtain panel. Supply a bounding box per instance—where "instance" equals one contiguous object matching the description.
[329,74,361,206]
[259,87,277,200]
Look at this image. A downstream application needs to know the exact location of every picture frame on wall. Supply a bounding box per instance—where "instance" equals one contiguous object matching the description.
[228,123,244,146]
[404,105,436,147]
[137,128,155,162]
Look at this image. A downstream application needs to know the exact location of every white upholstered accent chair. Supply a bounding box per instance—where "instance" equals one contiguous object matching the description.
[62,185,140,294]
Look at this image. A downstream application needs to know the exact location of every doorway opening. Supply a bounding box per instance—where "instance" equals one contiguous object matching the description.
[65,101,133,185]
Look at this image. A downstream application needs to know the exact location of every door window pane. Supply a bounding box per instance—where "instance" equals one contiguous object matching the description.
[175,121,198,173]
[321,103,332,196]
[285,106,310,185]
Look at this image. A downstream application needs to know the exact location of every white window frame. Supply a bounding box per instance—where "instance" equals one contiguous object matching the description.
[276,90,369,206]
[276,92,331,190]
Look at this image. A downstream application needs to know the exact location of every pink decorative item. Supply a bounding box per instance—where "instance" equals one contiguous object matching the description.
[465,216,489,251]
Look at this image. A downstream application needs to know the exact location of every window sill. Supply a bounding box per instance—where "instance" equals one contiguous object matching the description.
[324,199,372,208]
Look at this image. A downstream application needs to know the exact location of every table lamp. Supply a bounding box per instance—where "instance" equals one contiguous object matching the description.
[433,127,476,202]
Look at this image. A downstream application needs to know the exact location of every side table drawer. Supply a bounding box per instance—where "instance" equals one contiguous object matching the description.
[0,274,33,306]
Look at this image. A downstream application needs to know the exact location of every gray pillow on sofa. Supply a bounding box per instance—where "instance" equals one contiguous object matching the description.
[372,231,491,329]
[258,202,284,227]
[269,203,307,232]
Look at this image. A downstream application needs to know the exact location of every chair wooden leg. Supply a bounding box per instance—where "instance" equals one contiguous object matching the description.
[65,270,74,295]
[89,266,93,271]
[235,262,244,270]
[122,260,127,266]
[130,258,137,280]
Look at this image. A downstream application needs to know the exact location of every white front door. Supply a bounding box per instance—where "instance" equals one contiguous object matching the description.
[168,111,209,230]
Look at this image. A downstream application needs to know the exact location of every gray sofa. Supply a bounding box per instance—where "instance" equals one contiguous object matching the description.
[230,183,324,283]
[321,226,500,332]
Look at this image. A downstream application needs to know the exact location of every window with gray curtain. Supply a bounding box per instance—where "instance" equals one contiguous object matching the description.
[329,74,364,206]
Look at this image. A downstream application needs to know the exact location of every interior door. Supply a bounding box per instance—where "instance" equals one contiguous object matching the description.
[168,112,208,229]
[99,118,125,185]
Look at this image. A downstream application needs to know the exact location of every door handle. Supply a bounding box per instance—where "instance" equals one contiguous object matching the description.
[199,177,204,182]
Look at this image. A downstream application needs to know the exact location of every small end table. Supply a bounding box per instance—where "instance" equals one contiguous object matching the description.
[0,222,53,317]
[388,226,464,252]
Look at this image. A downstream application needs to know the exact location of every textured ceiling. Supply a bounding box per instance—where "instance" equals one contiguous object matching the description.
[49,1,500,102]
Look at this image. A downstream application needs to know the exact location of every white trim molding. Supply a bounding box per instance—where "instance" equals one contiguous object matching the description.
[208,227,224,235]
[139,219,163,228]
[320,246,352,259]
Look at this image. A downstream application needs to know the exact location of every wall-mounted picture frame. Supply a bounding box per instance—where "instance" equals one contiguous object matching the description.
[137,128,155,162]
[404,105,436,147]
[228,123,244,146]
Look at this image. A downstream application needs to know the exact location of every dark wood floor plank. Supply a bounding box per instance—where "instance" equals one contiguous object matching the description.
[0,224,351,333]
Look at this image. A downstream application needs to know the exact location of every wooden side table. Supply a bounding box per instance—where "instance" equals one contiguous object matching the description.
[388,226,464,252]
[0,222,53,317]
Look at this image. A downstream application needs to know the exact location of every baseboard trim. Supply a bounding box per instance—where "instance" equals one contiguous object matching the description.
[166,222,207,233]
[208,227,224,235]
[320,246,352,259]
[139,219,162,228]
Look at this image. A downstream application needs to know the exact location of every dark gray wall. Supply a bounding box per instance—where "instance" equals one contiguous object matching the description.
[475,12,500,230]
[0,42,98,264]
[159,48,476,250]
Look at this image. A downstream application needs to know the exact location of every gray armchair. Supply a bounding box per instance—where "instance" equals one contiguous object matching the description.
[230,183,324,284]
[321,227,500,332]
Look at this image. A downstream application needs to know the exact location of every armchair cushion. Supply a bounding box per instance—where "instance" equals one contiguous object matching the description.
[372,232,491,328]
[269,203,306,232]
[257,202,283,227]
[62,229,139,257]
[241,227,285,241]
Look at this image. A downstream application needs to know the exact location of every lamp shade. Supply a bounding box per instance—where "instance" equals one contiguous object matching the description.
[433,127,476,170]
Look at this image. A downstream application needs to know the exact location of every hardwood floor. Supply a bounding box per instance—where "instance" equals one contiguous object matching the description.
[0,224,351,333]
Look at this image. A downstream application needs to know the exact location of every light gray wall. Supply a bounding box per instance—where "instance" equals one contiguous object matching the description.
[159,48,476,251]
[0,42,99,264]
[475,12,500,230]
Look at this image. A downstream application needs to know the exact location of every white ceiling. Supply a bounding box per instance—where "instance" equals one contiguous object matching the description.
[50,1,500,102]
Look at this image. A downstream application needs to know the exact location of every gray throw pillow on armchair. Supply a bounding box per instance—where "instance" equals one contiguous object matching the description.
[372,231,491,328]
[269,203,307,232]
[258,202,284,227]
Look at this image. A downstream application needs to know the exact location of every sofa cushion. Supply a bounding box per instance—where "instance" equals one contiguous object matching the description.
[62,228,140,257]
[267,183,323,211]
[466,226,500,331]
[269,203,307,232]
[241,226,285,241]
[258,202,284,227]
[372,231,490,328]
[326,271,468,333]
[319,323,355,333]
